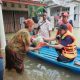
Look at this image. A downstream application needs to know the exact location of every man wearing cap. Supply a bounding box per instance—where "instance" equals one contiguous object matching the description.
[44,24,77,62]
[60,12,73,33]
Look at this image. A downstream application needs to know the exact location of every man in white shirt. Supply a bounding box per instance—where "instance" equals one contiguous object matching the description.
[38,12,52,38]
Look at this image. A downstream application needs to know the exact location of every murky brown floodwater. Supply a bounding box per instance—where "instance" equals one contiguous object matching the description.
[4,28,80,80]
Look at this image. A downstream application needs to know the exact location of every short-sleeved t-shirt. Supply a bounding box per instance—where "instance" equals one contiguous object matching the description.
[60,36,73,46]
[38,19,52,38]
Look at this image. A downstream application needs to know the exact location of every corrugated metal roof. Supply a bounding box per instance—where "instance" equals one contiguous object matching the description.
[2,0,47,6]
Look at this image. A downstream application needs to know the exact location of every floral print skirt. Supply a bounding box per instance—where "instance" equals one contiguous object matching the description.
[5,45,24,73]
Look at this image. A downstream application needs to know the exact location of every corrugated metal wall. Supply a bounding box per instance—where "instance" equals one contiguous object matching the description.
[3,10,28,33]
[14,11,28,32]
[3,11,14,33]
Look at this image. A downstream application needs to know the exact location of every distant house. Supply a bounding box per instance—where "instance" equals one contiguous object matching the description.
[2,0,46,33]
[44,0,80,28]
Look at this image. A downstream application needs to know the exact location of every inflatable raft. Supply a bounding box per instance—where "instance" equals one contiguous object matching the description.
[27,46,80,73]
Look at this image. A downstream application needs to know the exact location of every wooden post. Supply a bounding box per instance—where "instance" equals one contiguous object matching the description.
[0,0,6,50]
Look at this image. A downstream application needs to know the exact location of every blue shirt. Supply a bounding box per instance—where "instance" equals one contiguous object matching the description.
[60,36,73,46]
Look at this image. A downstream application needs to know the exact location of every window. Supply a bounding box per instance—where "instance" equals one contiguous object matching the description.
[57,10,59,12]
[67,8,70,11]
[25,5,28,8]
[74,14,77,21]
[66,8,69,11]
[18,4,21,8]
[3,2,7,7]
[66,8,67,11]
[74,7,76,10]
[11,3,15,7]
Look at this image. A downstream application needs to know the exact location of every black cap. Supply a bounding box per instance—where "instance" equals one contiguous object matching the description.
[58,24,68,30]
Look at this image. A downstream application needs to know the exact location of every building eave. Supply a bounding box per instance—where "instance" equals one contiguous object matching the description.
[2,0,47,7]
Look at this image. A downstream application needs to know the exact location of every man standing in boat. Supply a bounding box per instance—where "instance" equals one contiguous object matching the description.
[44,24,77,62]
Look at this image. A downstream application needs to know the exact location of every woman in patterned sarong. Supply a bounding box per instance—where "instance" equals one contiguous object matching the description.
[5,19,39,73]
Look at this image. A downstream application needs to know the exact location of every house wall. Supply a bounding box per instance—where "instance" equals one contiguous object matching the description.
[2,2,28,33]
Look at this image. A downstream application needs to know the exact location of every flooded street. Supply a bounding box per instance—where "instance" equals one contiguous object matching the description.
[5,28,80,80]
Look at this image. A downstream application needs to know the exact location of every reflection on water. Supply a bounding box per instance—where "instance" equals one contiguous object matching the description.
[5,28,80,80]
[25,57,62,80]
[23,56,80,80]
